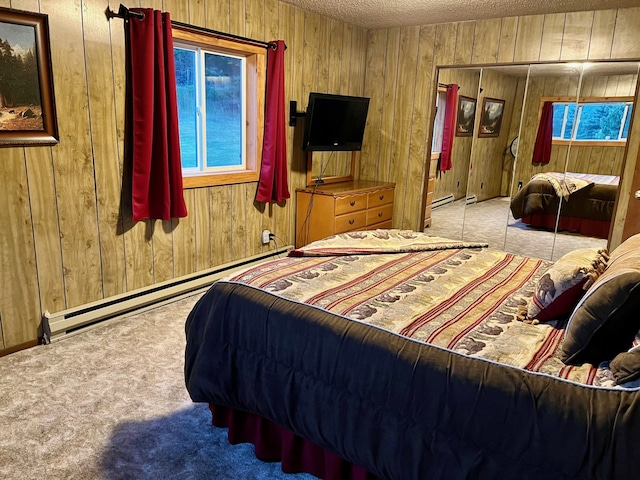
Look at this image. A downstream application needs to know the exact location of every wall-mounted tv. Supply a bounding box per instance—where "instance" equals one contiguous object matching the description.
[303,92,370,152]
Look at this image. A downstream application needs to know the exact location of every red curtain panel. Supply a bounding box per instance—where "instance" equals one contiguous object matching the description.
[532,101,554,165]
[256,40,290,203]
[129,9,187,221]
[439,84,459,172]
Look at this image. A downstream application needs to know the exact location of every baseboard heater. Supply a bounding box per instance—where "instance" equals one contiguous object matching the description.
[432,194,455,209]
[466,194,477,205]
[41,245,293,343]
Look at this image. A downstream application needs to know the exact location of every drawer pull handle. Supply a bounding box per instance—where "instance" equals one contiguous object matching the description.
[349,201,356,206]
[379,195,384,200]
[349,219,355,225]
[378,212,383,218]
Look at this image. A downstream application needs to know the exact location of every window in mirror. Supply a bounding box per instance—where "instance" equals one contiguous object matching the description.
[431,89,447,154]
[552,100,632,144]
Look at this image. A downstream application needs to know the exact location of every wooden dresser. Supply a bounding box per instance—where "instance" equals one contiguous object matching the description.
[295,180,395,248]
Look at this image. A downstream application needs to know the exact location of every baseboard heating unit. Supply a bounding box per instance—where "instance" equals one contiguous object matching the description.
[432,194,455,209]
[41,245,292,343]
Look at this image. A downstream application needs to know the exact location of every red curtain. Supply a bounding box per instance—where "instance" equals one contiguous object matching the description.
[532,101,554,165]
[256,40,290,203]
[128,9,187,221]
[439,84,459,172]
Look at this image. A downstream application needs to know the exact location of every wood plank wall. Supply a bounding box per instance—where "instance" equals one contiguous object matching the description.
[359,7,640,234]
[0,0,366,351]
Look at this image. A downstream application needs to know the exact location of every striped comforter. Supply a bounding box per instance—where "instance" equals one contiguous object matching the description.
[229,230,616,387]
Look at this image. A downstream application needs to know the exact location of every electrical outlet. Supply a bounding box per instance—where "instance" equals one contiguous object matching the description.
[262,229,271,244]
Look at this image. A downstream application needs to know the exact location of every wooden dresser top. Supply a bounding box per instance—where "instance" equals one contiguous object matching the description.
[296,180,395,196]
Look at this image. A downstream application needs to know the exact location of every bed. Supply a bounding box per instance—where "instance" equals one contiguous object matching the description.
[184,229,640,480]
[509,172,619,239]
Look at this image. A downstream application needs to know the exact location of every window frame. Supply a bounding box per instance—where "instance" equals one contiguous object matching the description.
[172,25,266,188]
[542,96,634,147]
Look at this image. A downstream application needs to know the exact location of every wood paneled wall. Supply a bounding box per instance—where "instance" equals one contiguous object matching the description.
[0,0,366,351]
[359,8,640,234]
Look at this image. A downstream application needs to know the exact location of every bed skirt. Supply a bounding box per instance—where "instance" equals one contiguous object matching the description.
[521,212,610,238]
[210,404,379,480]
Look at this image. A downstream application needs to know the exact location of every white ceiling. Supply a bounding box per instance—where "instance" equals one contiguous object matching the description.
[281,0,640,29]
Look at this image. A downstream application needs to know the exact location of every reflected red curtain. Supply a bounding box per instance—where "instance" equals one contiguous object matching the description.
[440,84,459,172]
[532,101,554,165]
[128,9,187,221]
[256,40,290,203]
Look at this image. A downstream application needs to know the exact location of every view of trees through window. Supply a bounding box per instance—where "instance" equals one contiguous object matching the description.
[552,101,632,142]
[174,45,244,172]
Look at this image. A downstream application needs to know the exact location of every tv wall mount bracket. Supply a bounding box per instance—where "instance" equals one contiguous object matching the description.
[289,100,306,126]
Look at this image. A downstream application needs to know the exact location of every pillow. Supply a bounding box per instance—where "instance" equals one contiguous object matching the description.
[561,237,640,366]
[519,248,608,324]
[607,232,640,266]
[610,347,640,384]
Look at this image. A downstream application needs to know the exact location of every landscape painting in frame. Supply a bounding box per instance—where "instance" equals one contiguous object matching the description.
[0,7,58,146]
[478,97,505,138]
[456,95,476,137]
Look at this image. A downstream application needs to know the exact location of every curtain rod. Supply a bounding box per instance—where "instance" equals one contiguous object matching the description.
[171,20,277,50]
[106,4,280,50]
[105,4,144,20]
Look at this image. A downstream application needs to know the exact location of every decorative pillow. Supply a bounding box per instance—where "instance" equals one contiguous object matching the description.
[561,236,640,366]
[519,248,608,324]
[609,347,640,385]
[606,232,640,267]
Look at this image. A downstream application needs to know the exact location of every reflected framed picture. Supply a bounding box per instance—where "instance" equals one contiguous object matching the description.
[478,97,505,138]
[456,95,476,137]
[0,7,58,146]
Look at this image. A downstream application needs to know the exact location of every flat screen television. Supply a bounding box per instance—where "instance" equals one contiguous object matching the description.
[303,93,370,152]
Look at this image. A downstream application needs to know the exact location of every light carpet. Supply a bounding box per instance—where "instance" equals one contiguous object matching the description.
[427,196,607,261]
[0,293,314,480]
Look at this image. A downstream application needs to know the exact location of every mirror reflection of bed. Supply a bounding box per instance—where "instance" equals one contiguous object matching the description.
[426,61,639,261]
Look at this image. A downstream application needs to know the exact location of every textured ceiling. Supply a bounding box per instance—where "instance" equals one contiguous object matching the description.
[281,0,640,29]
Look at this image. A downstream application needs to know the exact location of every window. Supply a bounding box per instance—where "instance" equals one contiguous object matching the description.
[172,25,266,188]
[551,98,633,145]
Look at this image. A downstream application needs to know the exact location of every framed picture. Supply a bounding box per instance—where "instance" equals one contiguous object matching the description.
[0,7,58,146]
[456,95,476,137]
[478,97,505,138]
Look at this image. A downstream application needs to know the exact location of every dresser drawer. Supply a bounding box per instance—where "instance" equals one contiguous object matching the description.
[366,203,393,226]
[367,188,394,208]
[427,175,435,193]
[335,211,367,233]
[335,193,367,215]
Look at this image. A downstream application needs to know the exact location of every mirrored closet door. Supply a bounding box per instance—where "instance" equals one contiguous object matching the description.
[426,67,480,241]
[427,61,639,261]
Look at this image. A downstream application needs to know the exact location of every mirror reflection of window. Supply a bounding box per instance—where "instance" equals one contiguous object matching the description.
[431,90,447,154]
[552,101,632,142]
